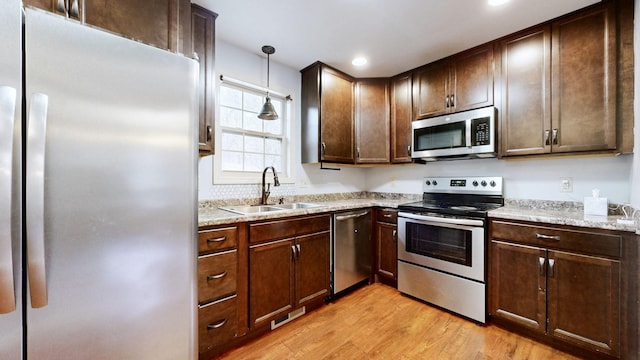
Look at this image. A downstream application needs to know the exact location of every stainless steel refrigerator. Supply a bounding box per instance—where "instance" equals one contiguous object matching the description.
[1,4,198,359]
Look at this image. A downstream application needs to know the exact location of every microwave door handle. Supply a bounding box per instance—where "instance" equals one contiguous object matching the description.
[0,86,17,314]
[398,212,484,227]
[466,119,472,147]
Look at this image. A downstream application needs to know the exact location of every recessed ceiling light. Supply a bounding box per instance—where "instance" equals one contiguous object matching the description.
[352,57,367,66]
[488,0,509,6]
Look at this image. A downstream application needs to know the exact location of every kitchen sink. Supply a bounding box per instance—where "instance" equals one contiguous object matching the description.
[219,205,284,215]
[272,202,324,210]
[219,203,324,215]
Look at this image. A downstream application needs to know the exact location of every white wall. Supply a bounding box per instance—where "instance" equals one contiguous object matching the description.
[367,156,632,204]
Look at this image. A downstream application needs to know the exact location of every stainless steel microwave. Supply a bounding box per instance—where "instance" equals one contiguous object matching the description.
[411,106,496,161]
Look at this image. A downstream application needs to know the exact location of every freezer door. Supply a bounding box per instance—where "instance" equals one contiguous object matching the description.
[0,1,23,360]
[24,9,198,360]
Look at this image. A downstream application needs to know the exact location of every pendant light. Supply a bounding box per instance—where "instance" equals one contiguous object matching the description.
[258,45,279,120]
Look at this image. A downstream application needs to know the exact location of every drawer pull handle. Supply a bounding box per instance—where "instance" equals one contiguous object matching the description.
[207,236,227,243]
[383,214,393,218]
[207,318,227,330]
[207,271,227,281]
[535,233,560,241]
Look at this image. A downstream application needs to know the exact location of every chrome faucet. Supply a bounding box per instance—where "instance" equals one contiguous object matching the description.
[260,166,280,205]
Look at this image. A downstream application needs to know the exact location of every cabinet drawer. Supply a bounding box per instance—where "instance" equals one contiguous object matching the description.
[198,295,237,354]
[198,226,238,254]
[377,208,397,223]
[198,250,237,303]
[491,220,621,258]
[249,214,331,244]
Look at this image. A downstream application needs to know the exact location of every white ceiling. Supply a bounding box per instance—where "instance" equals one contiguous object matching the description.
[193,0,601,78]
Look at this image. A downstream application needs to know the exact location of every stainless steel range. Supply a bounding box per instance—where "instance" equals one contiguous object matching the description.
[397,176,503,323]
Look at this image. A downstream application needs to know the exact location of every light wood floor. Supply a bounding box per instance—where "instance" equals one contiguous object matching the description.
[215,283,580,360]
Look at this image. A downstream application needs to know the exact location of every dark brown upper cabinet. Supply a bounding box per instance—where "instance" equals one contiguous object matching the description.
[498,2,617,157]
[497,26,552,156]
[413,44,494,119]
[190,5,217,155]
[301,62,355,164]
[355,78,390,164]
[390,73,413,163]
[551,2,617,153]
[25,0,191,53]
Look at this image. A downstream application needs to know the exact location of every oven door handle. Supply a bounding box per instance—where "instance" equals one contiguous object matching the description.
[398,212,484,227]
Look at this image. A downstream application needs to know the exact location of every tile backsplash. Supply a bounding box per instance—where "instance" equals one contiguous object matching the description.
[199,183,297,202]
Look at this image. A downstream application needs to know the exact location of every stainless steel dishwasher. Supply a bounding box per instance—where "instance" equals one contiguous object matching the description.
[332,209,372,295]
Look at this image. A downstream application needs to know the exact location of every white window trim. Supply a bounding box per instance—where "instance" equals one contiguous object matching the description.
[213,76,295,185]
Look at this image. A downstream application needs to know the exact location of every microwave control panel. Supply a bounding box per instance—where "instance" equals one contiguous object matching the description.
[471,117,491,146]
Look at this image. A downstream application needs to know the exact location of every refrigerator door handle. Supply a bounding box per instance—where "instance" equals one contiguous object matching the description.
[0,86,17,314]
[26,92,49,308]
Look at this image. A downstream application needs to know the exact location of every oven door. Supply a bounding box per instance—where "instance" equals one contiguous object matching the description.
[397,212,485,282]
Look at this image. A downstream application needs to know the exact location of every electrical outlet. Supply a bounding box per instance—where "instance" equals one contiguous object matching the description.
[560,177,573,192]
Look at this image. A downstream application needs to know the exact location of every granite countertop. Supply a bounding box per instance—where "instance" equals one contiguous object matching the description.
[198,194,639,234]
[198,196,416,227]
[489,200,638,234]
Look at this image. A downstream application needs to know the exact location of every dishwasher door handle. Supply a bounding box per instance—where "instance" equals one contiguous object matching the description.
[335,211,370,221]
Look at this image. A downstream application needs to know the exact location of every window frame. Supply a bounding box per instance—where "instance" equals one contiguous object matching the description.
[213,77,294,185]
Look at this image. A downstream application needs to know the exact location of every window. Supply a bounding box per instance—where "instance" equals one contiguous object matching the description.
[214,80,292,184]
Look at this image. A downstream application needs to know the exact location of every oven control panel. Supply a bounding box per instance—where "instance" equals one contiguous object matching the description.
[423,176,503,195]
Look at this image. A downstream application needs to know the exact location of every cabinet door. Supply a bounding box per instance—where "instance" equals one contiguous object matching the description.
[84,0,189,53]
[499,26,552,156]
[376,222,397,281]
[547,250,620,357]
[249,239,295,328]
[412,60,449,119]
[191,5,216,154]
[489,240,546,333]
[551,3,616,153]
[320,67,355,163]
[451,44,494,113]
[295,231,330,307]
[355,79,390,164]
[390,73,413,163]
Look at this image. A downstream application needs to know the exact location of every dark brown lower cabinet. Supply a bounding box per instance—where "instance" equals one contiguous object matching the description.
[375,208,398,286]
[249,215,331,329]
[249,238,295,328]
[197,223,248,360]
[489,219,636,359]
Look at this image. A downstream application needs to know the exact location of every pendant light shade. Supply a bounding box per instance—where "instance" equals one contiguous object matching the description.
[258,45,279,120]
[258,96,278,120]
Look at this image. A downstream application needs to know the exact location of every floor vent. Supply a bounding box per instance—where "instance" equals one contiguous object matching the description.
[270,306,306,330]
